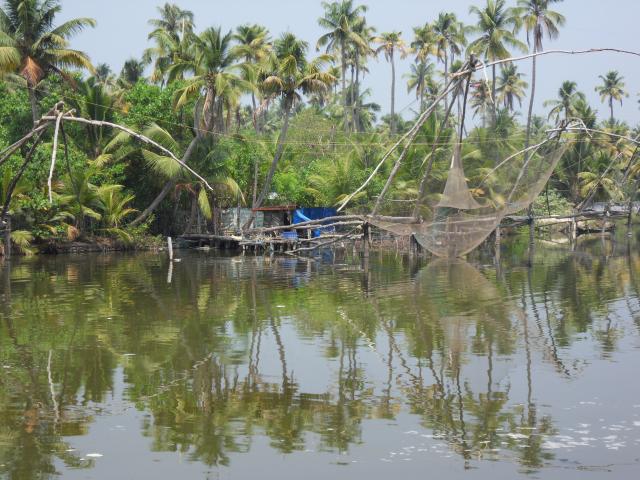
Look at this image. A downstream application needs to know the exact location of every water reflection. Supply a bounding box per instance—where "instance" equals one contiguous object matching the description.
[1,239,640,478]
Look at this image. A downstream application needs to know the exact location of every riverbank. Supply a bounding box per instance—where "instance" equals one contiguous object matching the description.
[0,234,165,257]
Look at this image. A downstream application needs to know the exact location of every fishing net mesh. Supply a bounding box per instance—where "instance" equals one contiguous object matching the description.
[369,138,570,258]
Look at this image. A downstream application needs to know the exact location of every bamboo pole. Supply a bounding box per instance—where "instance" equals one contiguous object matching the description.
[287,232,362,255]
[337,76,463,213]
[47,111,65,203]
[454,48,640,79]
[41,115,214,191]
[249,215,363,234]
[2,215,10,259]
[167,236,174,260]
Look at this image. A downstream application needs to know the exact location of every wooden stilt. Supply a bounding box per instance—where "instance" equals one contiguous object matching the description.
[2,215,10,259]
[362,223,370,260]
[167,236,173,261]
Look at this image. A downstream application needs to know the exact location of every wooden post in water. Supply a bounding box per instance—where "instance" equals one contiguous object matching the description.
[494,226,501,262]
[2,215,11,260]
[362,223,370,260]
[167,236,173,261]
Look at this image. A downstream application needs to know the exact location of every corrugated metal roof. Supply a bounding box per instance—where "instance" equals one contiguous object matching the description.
[251,205,296,212]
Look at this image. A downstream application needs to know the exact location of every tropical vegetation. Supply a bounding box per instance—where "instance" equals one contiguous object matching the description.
[1,0,639,254]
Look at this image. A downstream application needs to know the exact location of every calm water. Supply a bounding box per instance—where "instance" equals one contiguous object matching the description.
[2,233,640,479]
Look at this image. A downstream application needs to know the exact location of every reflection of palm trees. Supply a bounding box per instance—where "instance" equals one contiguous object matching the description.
[6,249,640,475]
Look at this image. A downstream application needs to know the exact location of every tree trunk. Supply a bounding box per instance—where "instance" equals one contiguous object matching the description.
[443,54,449,114]
[129,135,200,227]
[491,63,497,127]
[524,49,537,217]
[609,97,614,124]
[203,85,216,133]
[354,52,361,131]
[252,153,259,206]
[243,101,293,229]
[27,85,40,124]
[251,92,259,133]
[184,195,198,234]
[525,51,537,153]
[390,50,396,135]
[341,42,348,133]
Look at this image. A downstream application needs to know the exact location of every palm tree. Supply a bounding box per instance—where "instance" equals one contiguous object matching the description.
[411,24,439,112]
[250,33,334,217]
[349,17,375,131]
[496,63,528,111]
[119,58,145,86]
[233,24,272,131]
[374,31,409,134]
[68,76,116,158]
[432,12,467,112]
[143,3,194,85]
[514,0,566,149]
[94,63,114,84]
[348,86,380,131]
[405,61,435,112]
[412,23,439,66]
[543,80,585,122]
[317,0,368,130]
[170,27,247,136]
[0,0,96,122]
[467,0,526,124]
[148,3,194,38]
[595,71,628,123]
[471,80,493,126]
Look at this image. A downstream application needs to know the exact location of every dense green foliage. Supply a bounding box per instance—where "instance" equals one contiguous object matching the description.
[1,0,639,252]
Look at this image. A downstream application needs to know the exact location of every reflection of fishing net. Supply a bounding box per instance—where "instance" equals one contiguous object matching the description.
[370,137,569,258]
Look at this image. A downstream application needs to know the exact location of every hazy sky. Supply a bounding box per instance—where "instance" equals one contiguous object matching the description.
[61,0,640,125]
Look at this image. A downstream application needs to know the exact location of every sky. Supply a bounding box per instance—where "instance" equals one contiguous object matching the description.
[61,0,640,125]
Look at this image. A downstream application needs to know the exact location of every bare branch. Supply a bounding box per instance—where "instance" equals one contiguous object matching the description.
[41,115,214,191]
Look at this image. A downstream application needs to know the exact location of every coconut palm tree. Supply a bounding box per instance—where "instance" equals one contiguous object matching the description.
[119,58,146,87]
[143,3,194,85]
[317,0,368,130]
[496,63,528,111]
[405,61,435,112]
[410,23,439,112]
[148,3,194,38]
[348,86,380,131]
[0,0,96,122]
[374,31,409,134]
[349,17,375,131]
[432,12,467,112]
[470,80,493,126]
[170,27,248,136]
[595,71,628,124]
[412,23,439,66]
[543,80,585,122]
[514,0,566,149]
[250,33,334,217]
[233,24,272,131]
[67,76,116,158]
[94,63,114,84]
[467,0,526,124]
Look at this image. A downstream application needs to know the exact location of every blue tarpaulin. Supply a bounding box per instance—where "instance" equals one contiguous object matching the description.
[293,208,338,238]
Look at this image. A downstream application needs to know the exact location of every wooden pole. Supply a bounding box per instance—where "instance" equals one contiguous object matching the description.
[167,236,174,261]
[363,223,370,260]
[2,215,10,259]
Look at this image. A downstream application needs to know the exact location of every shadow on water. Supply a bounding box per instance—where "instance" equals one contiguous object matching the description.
[1,233,640,478]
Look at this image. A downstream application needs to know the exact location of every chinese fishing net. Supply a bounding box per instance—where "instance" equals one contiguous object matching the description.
[368,134,570,258]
